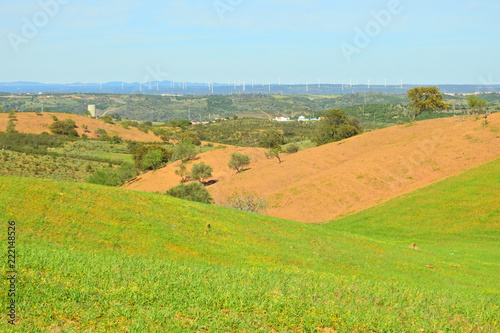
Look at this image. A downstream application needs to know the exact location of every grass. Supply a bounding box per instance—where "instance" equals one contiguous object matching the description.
[0,159,498,331]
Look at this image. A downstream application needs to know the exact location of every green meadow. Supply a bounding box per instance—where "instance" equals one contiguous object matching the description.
[0,159,498,332]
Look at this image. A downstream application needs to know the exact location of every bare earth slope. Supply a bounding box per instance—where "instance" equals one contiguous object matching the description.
[126,114,500,223]
[123,146,268,193]
[0,112,161,142]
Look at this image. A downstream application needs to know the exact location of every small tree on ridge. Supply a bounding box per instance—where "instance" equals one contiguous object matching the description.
[228,152,251,173]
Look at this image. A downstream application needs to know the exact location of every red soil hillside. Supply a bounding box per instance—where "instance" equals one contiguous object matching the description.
[0,112,161,142]
[123,146,268,193]
[125,114,500,223]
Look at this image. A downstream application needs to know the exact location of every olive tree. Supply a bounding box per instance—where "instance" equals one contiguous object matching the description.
[228,152,251,173]
[265,147,283,163]
[190,162,213,183]
[406,86,450,122]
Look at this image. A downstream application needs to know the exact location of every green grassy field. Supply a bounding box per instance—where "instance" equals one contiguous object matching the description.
[0,159,498,332]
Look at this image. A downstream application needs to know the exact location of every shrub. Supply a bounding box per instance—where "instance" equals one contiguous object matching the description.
[108,135,123,144]
[228,152,251,173]
[165,182,213,204]
[265,147,282,163]
[8,109,17,119]
[190,162,213,183]
[86,168,120,186]
[86,163,137,186]
[222,191,268,213]
[180,131,201,146]
[173,141,196,161]
[259,130,285,149]
[49,119,78,137]
[313,109,362,146]
[101,115,114,124]
[133,145,173,170]
[138,123,152,133]
[95,128,107,136]
[6,120,17,133]
[141,150,164,171]
[127,142,144,154]
[159,134,170,142]
[175,164,190,183]
[169,119,192,128]
[284,143,299,154]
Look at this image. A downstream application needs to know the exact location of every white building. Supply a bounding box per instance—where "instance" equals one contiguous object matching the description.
[275,116,290,122]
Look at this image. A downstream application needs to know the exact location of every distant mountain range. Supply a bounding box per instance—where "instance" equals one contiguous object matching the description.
[0,81,498,95]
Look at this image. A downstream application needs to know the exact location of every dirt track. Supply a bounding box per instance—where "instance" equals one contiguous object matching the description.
[0,112,161,142]
[124,114,500,223]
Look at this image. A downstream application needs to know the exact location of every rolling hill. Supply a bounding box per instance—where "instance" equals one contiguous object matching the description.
[123,146,268,193]
[125,113,500,222]
[0,158,498,331]
[0,112,161,142]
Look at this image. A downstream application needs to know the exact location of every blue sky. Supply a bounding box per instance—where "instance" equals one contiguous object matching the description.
[0,0,498,85]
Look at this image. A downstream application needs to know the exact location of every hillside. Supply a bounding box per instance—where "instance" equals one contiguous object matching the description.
[0,159,498,331]
[126,113,500,222]
[0,112,161,142]
[3,92,496,126]
[123,146,268,193]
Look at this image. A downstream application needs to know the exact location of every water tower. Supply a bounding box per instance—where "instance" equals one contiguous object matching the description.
[88,105,96,118]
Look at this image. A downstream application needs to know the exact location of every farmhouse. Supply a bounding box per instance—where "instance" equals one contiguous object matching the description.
[274,116,291,122]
